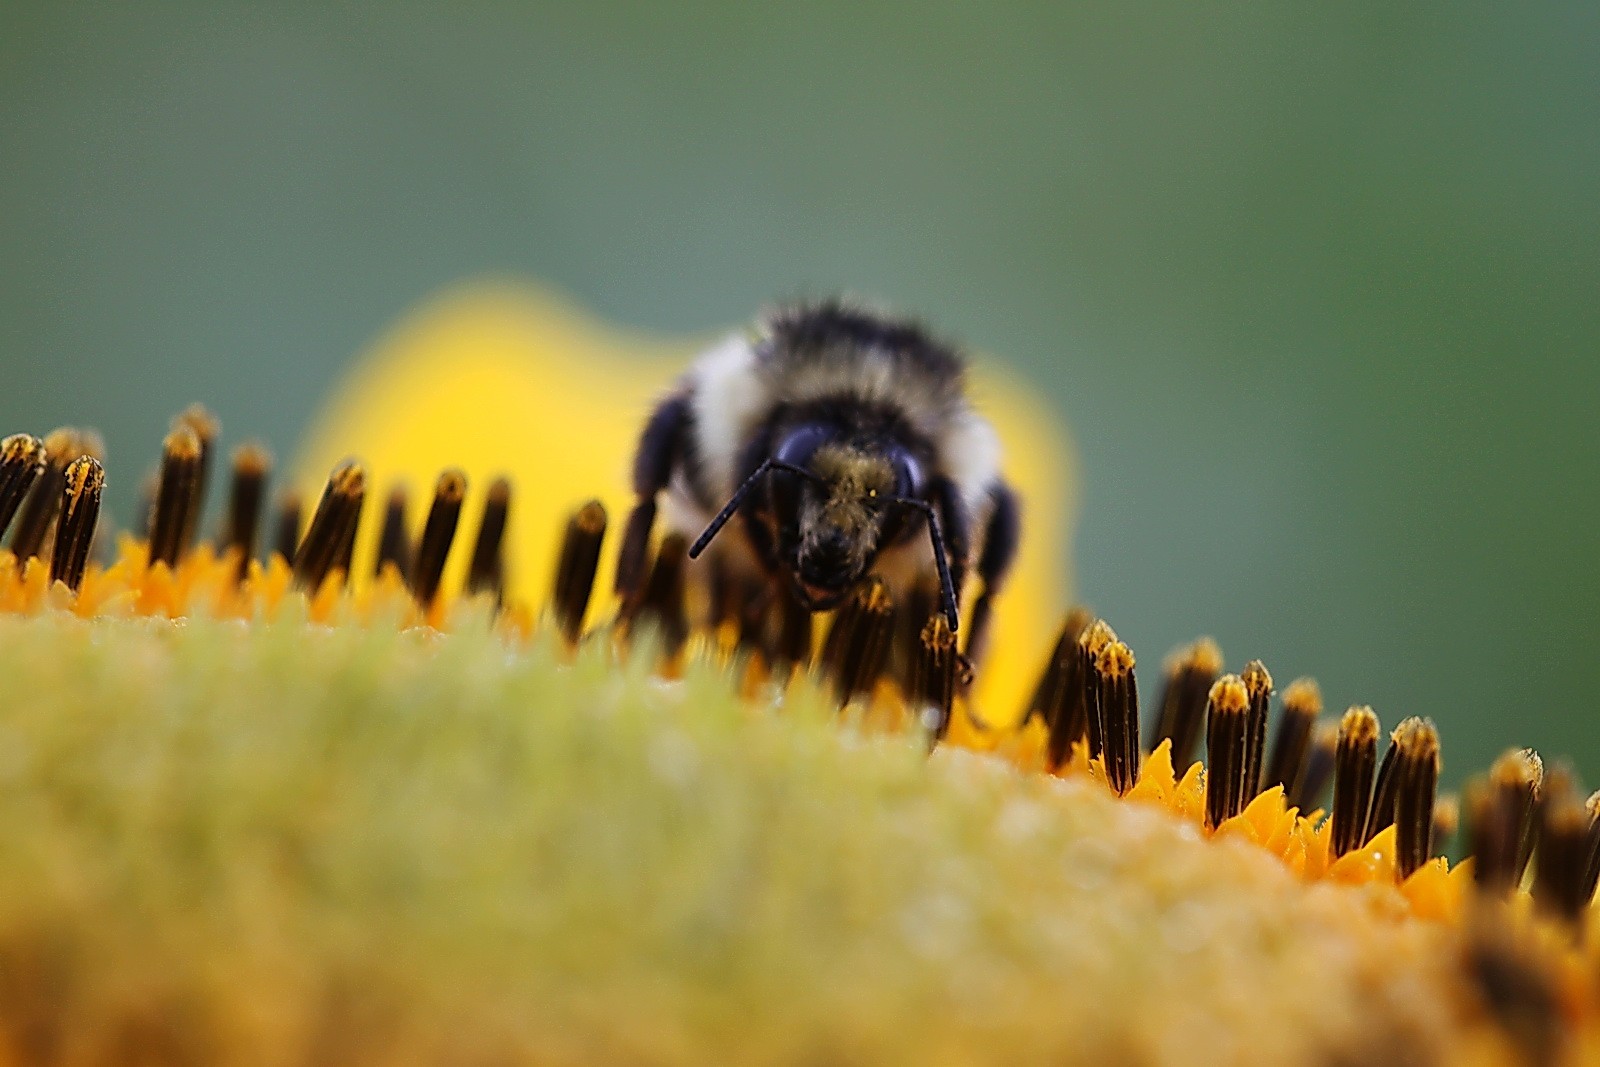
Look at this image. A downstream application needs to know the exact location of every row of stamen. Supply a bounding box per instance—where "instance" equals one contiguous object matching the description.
[9,411,1600,924]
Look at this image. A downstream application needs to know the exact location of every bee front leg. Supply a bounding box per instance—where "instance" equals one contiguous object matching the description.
[616,390,692,606]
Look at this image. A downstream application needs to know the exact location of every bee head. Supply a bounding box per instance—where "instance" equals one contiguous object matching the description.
[687,421,956,630]
[770,426,922,610]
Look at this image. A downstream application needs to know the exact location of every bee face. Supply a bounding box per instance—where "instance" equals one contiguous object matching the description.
[785,444,894,608]
[763,431,921,610]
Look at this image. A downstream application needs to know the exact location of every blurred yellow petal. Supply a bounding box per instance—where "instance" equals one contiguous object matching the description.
[294,280,1076,719]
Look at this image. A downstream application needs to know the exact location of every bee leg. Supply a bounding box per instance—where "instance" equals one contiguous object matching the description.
[963,479,1020,672]
[927,475,972,608]
[616,390,692,605]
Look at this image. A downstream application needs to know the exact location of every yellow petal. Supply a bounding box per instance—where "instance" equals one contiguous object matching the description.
[295,280,1076,717]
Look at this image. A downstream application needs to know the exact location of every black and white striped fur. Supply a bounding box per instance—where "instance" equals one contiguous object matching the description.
[616,300,1019,665]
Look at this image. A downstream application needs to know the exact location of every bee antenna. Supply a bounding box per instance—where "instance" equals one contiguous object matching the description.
[688,458,822,560]
[890,497,960,634]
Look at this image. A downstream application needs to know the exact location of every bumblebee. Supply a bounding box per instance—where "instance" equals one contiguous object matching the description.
[616,300,1019,664]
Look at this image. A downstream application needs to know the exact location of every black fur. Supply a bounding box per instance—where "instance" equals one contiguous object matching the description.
[631,391,693,497]
[762,300,964,387]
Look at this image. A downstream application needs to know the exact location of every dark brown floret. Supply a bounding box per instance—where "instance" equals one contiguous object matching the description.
[1024,608,1092,770]
[9,428,82,563]
[1288,722,1338,814]
[1093,639,1139,796]
[272,491,303,567]
[551,500,606,647]
[1330,707,1380,860]
[374,485,411,583]
[49,456,103,593]
[1239,659,1273,801]
[147,427,204,570]
[1204,675,1250,830]
[293,463,365,592]
[1262,677,1320,800]
[222,443,271,583]
[1076,619,1119,763]
[171,404,219,551]
[0,434,47,541]
[1531,767,1593,925]
[1390,718,1441,881]
[627,533,691,662]
[1150,637,1222,771]
[467,477,511,599]
[770,588,814,679]
[411,470,467,608]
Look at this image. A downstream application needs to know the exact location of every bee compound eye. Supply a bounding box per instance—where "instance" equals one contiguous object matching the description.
[889,447,924,498]
[773,423,832,469]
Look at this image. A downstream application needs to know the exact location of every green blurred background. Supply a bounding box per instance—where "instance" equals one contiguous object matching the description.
[2,3,1597,784]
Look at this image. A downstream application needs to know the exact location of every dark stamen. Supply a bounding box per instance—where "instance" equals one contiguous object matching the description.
[1239,660,1273,800]
[1262,677,1320,800]
[1532,767,1591,925]
[911,613,958,745]
[222,443,271,583]
[411,469,467,608]
[731,577,772,659]
[1150,637,1222,770]
[1204,674,1250,830]
[293,463,365,592]
[771,587,814,678]
[1024,608,1092,770]
[820,577,895,708]
[1077,619,1119,761]
[1391,718,1441,881]
[467,477,511,599]
[0,434,47,541]
[1462,916,1564,1067]
[1289,722,1339,814]
[1365,726,1403,847]
[1466,782,1517,897]
[172,404,219,550]
[1492,748,1545,889]
[332,503,359,583]
[9,428,79,562]
[614,499,657,607]
[272,491,303,566]
[631,532,691,661]
[147,426,203,570]
[374,485,411,583]
[1330,706,1380,859]
[49,456,103,593]
[1093,639,1140,795]
[551,500,606,647]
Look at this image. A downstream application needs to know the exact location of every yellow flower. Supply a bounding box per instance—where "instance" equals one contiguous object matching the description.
[0,285,1597,1063]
